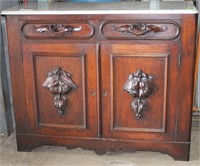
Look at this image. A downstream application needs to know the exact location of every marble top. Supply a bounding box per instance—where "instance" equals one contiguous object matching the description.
[1,1,198,15]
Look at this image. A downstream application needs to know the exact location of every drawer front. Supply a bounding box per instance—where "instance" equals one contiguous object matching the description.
[101,21,180,40]
[21,22,94,39]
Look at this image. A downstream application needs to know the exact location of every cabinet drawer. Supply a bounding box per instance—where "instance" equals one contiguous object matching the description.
[21,22,94,39]
[101,21,180,40]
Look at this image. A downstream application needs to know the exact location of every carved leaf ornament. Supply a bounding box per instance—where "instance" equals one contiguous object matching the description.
[114,23,167,36]
[123,69,155,119]
[42,67,77,115]
[35,24,82,36]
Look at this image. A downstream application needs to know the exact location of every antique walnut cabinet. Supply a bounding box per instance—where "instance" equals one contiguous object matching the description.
[1,1,198,161]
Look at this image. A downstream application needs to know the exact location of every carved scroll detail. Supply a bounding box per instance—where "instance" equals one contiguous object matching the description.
[123,69,155,119]
[114,23,167,36]
[35,24,82,36]
[42,67,77,115]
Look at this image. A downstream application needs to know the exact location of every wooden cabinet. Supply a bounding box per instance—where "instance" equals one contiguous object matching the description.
[4,14,196,161]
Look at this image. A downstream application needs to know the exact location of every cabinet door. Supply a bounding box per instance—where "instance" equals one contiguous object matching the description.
[101,44,179,141]
[22,43,98,137]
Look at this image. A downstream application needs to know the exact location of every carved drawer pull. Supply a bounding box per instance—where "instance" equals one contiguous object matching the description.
[42,67,77,115]
[123,69,155,119]
[114,23,167,36]
[35,24,82,36]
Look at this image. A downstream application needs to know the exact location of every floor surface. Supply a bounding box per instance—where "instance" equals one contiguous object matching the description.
[0,129,199,166]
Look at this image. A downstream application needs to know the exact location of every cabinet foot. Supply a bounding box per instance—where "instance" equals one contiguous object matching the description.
[94,150,107,155]
[168,150,190,161]
[16,134,41,152]
[17,144,40,152]
[65,146,75,150]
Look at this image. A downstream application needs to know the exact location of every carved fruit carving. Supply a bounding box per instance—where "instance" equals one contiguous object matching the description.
[123,69,155,119]
[42,67,77,115]
[114,23,167,36]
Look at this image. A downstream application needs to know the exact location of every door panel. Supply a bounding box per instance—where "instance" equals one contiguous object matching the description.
[22,43,98,137]
[113,53,168,132]
[101,44,179,141]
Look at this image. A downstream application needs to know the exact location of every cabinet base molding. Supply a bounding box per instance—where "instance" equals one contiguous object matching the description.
[16,134,190,161]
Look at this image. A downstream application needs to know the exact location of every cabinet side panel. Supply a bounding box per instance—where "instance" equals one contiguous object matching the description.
[6,16,27,133]
[177,14,197,141]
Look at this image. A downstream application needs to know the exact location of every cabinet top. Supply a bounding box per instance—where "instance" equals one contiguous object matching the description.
[1,1,198,15]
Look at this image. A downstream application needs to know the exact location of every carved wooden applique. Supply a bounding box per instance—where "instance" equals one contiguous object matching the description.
[114,23,167,36]
[35,24,82,36]
[123,69,155,119]
[42,67,77,115]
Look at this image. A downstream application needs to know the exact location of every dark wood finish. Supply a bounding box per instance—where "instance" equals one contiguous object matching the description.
[101,44,178,140]
[101,21,180,40]
[123,69,155,119]
[22,43,98,137]
[42,67,78,115]
[16,133,190,161]
[21,22,94,39]
[6,16,28,134]
[177,15,197,142]
[5,14,197,161]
